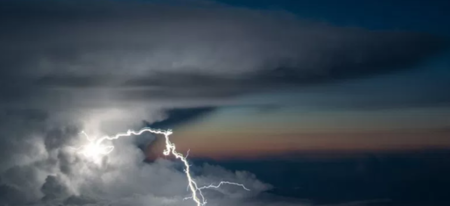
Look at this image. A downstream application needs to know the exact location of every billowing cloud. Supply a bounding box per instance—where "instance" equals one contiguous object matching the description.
[0,0,446,205]
[0,109,272,206]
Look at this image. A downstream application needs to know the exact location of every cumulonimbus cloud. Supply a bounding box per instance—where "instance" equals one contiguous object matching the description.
[0,0,446,205]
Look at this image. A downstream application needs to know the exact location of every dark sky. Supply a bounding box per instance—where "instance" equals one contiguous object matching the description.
[0,0,449,206]
[219,0,450,33]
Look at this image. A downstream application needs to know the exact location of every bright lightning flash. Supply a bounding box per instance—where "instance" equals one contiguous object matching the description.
[79,128,249,206]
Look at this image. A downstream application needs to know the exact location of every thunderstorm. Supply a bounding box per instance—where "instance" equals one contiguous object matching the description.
[79,128,249,206]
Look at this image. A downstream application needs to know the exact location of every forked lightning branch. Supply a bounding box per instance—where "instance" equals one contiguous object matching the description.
[79,128,249,206]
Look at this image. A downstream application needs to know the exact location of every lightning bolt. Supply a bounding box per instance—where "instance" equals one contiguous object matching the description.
[79,128,249,206]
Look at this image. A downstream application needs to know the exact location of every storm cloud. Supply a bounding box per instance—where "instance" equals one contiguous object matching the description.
[0,0,445,106]
[0,0,447,205]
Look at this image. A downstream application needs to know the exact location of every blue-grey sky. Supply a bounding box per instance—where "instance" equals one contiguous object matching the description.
[219,0,450,34]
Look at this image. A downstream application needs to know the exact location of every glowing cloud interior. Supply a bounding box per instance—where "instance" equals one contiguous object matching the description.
[79,128,249,206]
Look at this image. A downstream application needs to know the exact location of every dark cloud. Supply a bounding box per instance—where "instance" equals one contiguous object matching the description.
[0,0,446,104]
[41,175,70,201]
[148,107,216,129]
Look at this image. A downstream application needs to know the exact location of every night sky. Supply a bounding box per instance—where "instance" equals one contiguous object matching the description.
[0,0,449,206]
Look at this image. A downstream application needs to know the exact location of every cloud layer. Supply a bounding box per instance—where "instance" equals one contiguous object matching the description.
[0,0,445,106]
